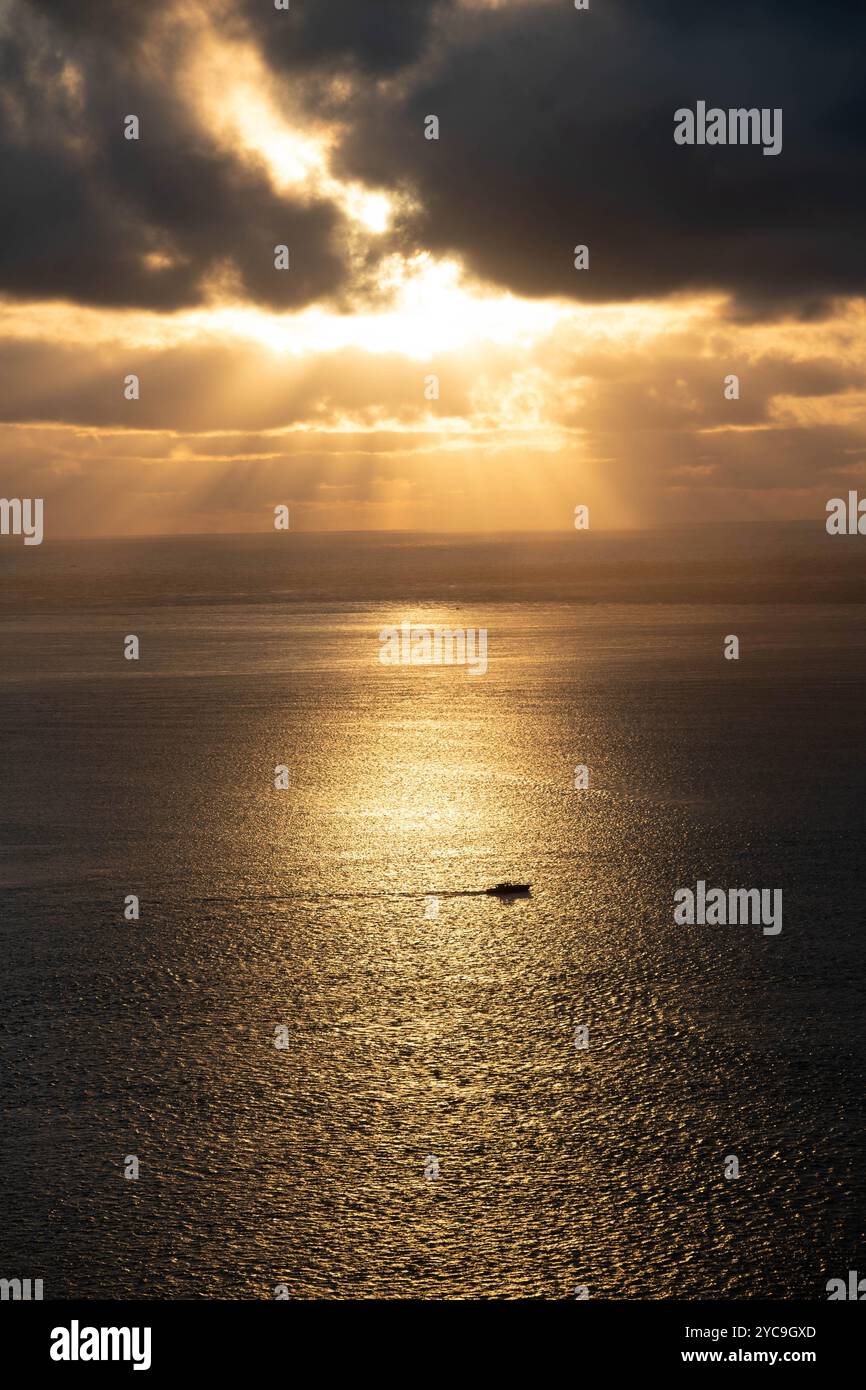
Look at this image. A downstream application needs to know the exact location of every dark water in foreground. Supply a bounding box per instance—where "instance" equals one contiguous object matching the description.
[0,528,864,1298]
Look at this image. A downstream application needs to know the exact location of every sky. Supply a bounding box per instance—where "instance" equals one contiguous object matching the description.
[1,0,865,535]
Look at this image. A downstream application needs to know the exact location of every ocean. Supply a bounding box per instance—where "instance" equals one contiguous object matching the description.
[0,526,864,1298]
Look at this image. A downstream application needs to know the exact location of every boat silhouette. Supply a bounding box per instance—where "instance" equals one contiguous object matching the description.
[485,882,531,896]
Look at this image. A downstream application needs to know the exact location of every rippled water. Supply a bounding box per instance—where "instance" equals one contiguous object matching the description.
[1,532,864,1298]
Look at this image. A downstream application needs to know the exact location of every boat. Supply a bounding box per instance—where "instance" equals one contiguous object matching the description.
[485,882,531,896]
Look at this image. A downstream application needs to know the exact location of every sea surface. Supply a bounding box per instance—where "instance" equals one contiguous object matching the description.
[0,526,864,1298]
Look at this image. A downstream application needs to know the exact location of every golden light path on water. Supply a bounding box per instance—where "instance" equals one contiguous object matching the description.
[144,604,843,1295]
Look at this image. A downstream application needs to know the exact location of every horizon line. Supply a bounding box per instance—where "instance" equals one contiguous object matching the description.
[31,519,822,544]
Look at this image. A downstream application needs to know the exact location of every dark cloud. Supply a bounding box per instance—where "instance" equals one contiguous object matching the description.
[0,1,348,309]
[235,0,451,77]
[23,0,177,42]
[328,0,866,316]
